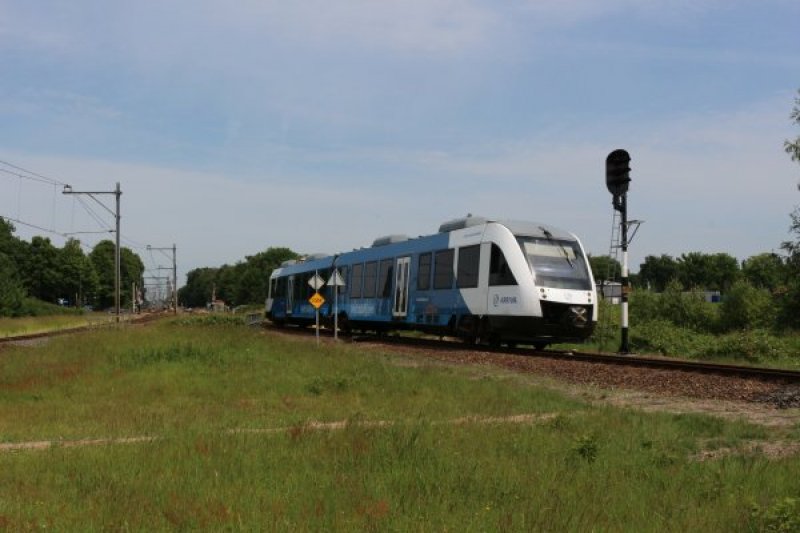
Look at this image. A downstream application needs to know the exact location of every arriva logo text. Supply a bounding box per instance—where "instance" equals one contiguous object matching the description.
[493,295,518,307]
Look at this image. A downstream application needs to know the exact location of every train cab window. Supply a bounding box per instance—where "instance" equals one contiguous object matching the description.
[378,259,393,298]
[457,245,480,288]
[433,249,455,290]
[490,244,517,286]
[363,261,378,298]
[351,263,364,298]
[274,277,286,298]
[417,253,432,290]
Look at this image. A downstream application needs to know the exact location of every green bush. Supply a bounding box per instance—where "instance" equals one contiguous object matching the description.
[630,319,715,357]
[16,298,84,317]
[720,280,776,331]
[704,330,784,362]
[629,281,718,333]
[777,280,800,330]
[659,281,719,332]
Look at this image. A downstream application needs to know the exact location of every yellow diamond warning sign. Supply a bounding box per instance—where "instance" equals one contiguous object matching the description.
[309,292,325,309]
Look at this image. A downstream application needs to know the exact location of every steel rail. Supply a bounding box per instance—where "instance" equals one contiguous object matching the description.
[345,332,800,383]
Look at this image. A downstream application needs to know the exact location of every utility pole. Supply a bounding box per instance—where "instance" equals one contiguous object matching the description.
[63,182,122,322]
[148,244,178,314]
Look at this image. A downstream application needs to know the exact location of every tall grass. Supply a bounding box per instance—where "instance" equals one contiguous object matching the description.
[1,318,799,530]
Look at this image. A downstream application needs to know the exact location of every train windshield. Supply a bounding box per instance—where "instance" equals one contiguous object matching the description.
[518,237,592,290]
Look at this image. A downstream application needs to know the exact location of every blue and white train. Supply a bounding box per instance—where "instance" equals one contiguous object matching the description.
[266,215,597,349]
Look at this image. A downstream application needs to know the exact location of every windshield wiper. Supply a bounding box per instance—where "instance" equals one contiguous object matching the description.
[540,227,574,269]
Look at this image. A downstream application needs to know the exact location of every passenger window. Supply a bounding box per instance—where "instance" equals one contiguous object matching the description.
[363,261,378,298]
[417,253,432,290]
[457,245,480,288]
[490,244,517,286]
[433,249,454,290]
[351,263,364,298]
[378,259,393,298]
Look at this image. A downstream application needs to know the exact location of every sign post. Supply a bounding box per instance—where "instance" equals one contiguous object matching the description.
[308,271,326,346]
[327,269,346,341]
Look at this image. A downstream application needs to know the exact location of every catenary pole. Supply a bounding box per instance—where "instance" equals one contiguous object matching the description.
[148,244,178,313]
[62,182,122,323]
[115,182,121,322]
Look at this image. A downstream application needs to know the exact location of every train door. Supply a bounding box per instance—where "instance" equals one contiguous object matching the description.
[287,275,295,315]
[393,256,410,318]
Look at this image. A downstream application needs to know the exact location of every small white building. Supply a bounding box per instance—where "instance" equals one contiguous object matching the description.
[597,281,622,304]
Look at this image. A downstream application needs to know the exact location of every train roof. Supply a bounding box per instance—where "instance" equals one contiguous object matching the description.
[271,217,578,278]
[437,215,574,240]
[497,220,575,241]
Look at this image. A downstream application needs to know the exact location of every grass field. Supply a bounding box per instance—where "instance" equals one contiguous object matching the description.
[1,317,799,530]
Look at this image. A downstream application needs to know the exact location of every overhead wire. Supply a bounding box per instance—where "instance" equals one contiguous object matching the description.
[2,158,174,264]
[0,159,68,186]
[0,166,63,187]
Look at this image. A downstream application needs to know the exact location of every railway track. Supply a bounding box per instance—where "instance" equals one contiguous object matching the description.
[263,323,800,385]
[0,312,169,345]
[350,334,800,384]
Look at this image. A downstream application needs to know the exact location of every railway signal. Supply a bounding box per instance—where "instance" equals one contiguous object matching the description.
[605,149,631,197]
[606,149,633,354]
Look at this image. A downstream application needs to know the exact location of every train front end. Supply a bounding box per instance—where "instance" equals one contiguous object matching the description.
[487,221,597,347]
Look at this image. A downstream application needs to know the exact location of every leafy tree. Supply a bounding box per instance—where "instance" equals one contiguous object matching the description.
[676,252,739,292]
[89,241,116,308]
[178,267,218,308]
[0,218,25,265]
[779,90,800,328]
[235,247,299,304]
[89,240,145,309]
[785,88,800,167]
[0,252,25,316]
[58,239,99,306]
[782,208,800,268]
[637,254,679,291]
[178,247,299,308]
[587,255,621,282]
[121,247,145,307]
[214,263,241,305]
[20,236,62,303]
[741,253,786,291]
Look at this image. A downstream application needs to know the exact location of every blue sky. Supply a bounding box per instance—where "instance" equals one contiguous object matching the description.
[1,0,799,285]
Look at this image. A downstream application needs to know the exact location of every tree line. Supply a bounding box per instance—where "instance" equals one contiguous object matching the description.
[591,251,788,293]
[589,244,800,330]
[0,218,145,316]
[178,247,298,309]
